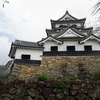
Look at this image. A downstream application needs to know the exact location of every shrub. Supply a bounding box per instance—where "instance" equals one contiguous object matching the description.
[55,81,64,89]
[37,72,49,81]
[92,70,100,81]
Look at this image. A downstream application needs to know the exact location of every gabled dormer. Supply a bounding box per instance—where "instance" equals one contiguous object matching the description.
[79,34,100,44]
[54,27,86,38]
[38,35,63,45]
[46,25,92,37]
[51,10,86,29]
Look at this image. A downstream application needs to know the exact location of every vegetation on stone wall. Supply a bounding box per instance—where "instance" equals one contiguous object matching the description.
[92,70,100,81]
[36,72,49,81]
[55,81,65,89]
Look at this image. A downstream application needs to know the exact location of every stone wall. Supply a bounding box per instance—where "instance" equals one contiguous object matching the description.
[38,56,100,78]
[11,56,100,80]
[10,64,39,80]
[0,79,100,100]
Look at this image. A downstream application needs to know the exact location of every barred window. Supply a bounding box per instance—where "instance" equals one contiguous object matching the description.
[21,55,30,60]
[84,46,92,51]
[51,46,58,52]
[67,46,75,51]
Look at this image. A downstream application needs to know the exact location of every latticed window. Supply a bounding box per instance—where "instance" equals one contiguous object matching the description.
[67,46,75,51]
[21,55,30,60]
[84,46,92,51]
[51,46,58,52]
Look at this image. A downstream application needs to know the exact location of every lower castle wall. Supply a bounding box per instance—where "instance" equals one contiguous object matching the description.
[11,56,100,80]
[0,80,100,100]
[10,64,39,80]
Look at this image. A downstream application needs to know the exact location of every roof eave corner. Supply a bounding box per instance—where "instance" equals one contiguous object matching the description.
[37,41,42,46]
[84,18,86,21]
[45,29,49,36]
[50,19,53,23]
[83,18,86,23]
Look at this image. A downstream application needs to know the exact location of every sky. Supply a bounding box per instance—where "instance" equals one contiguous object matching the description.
[0,0,99,65]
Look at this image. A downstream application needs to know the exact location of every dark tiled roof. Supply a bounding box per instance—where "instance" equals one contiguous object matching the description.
[77,27,93,30]
[46,29,61,36]
[51,19,86,23]
[57,10,78,21]
[12,40,43,48]
[51,19,86,29]
[46,25,93,36]
[58,37,84,41]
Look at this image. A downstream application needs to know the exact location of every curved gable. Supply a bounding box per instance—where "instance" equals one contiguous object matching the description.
[80,34,100,43]
[38,36,63,45]
[55,27,85,38]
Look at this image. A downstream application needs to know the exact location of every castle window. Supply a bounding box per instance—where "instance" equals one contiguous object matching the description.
[51,46,58,52]
[84,46,92,51]
[21,55,30,60]
[67,46,75,51]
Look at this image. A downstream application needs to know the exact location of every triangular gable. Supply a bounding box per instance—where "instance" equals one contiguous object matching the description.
[38,36,63,45]
[80,34,100,43]
[57,10,78,21]
[56,27,85,38]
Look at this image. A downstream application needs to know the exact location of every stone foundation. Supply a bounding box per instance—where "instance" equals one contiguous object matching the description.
[0,80,100,100]
[10,64,39,80]
[11,56,100,80]
[38,56,100,78]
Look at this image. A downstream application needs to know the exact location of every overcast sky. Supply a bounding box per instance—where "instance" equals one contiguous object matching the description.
[0,0,99,65]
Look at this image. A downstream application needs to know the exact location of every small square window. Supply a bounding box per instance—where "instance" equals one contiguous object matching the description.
[21,55,30,60]
[67,46,75,51]
[51,46,58,52]
[84,46,92,51]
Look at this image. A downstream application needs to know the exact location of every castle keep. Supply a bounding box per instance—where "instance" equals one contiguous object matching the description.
[2,11,100,80]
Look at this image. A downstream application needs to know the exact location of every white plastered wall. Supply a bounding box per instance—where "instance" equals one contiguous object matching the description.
[15,48,43,60]
[83,40,100,51]
[43,40,100,51]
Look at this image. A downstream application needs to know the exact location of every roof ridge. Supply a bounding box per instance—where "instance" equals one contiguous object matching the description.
[14,39,37,44]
